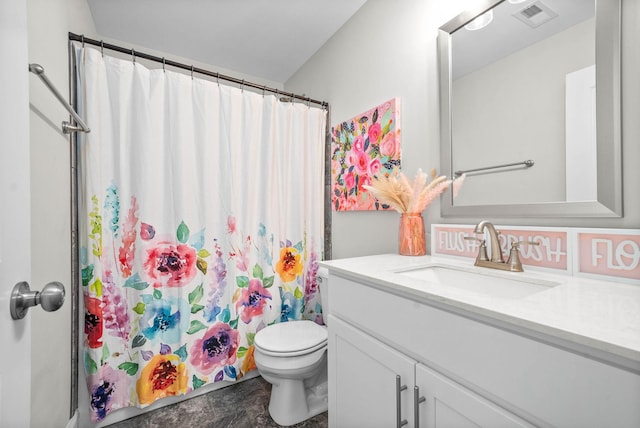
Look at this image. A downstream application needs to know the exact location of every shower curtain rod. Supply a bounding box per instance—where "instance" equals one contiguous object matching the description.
[69,33,328,108]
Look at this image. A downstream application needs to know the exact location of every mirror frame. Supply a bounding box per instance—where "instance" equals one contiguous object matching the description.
[438,0,622,218]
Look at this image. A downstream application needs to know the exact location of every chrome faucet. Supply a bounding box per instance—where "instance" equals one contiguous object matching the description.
[473,221,504,263]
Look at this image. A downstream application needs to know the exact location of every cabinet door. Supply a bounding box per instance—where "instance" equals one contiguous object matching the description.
[328,316,416,428]
[415,363,534,428]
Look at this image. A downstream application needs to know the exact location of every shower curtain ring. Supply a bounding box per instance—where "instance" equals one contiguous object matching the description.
[241,80,245,92]
[162,57,166,72]
[132,49,136,65]
[262,85,267,97]
[100,40,104,57]
[81,35,85,48]
[191,65,194,79]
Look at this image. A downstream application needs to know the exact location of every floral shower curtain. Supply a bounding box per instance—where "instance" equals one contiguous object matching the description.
[76,47,326,422]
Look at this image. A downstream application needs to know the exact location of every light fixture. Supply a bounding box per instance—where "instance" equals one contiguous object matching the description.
[508,0,528,3]
[464,9,494,31]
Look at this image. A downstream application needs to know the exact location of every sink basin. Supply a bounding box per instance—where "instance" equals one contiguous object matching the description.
[396,264,560,299]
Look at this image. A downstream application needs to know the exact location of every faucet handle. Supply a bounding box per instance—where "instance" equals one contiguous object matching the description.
[512,240,540,248]
[464,236,489,262]
[506,240,540,272]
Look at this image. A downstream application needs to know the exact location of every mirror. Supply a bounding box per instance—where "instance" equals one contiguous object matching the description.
[438,0,622,217]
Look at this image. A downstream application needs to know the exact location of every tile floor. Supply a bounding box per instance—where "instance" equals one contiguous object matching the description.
[106,376,328,428]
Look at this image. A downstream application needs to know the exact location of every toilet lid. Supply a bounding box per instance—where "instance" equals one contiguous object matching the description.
[254,320,328,354]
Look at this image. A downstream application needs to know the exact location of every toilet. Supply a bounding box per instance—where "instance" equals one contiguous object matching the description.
[253,267,330,426]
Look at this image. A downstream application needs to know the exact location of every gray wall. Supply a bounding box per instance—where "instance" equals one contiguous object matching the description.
[286,0,640,260]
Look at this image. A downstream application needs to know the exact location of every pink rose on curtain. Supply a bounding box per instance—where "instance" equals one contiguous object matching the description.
[190,323,240,375]
[236,278,272,323]
[144,242,197,288]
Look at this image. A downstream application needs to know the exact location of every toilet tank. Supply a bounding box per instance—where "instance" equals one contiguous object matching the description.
[317,266,329,325]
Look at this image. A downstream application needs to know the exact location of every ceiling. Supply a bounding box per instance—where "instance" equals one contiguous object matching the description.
[86,0,368,83]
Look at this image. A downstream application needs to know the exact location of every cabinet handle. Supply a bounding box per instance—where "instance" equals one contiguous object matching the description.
[414,386,426,427]
[396,375,408,427]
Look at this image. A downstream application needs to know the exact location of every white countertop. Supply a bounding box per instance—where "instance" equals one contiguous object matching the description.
[320,254,640,370]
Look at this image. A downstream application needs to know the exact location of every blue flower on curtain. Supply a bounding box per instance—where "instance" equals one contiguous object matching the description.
[138,297,190,344]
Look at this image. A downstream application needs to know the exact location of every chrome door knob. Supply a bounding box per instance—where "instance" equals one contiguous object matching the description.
[10,281,65,320]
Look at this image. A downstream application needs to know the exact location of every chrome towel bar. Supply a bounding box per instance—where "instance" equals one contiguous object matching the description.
[29,63,90,134]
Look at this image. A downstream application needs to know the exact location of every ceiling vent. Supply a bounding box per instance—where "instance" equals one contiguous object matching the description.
[513,1,558,28]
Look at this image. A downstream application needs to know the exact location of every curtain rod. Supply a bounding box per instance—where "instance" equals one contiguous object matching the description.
[68,33,328,109]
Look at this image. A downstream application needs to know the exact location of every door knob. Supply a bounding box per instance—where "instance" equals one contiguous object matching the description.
[10,281,65,320]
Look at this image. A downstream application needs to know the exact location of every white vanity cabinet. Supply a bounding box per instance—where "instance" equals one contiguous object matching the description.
[329,315,531,428]
[326,272,640,428]
[415,363,532,428]
[329,316,416,427]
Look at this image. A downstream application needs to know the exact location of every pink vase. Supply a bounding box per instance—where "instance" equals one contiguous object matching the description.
[399,213,426,256]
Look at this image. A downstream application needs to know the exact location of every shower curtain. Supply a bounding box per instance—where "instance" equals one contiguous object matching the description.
[76,47,326,422]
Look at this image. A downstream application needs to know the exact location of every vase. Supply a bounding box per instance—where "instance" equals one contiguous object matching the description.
[399,212,426,256]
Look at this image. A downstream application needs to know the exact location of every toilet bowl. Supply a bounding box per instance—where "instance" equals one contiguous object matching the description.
[253,268,330,426]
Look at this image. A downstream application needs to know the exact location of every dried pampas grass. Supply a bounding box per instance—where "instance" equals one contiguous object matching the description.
[363,168,464,214]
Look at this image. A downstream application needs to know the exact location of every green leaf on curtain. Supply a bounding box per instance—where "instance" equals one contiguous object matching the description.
[123,273,149,290]
[252,264,264,280]
[294,287,304,299]
[175,344,188,362]
[229,316,238,329]
[218,306,231,323]
[153,289,162,300]
[132,302,146,315]
[118,362,139,376]
[237,346,248,358]
[263,276,274,288]
[190,304,204,314]
[197,249,211,258]
[196,258,208,275]
[90,278,103,297]
[188,283,204,304]
[187,320,207,334]
[176,221,190,243]
[246,332,255,346]
[101,343,110,366]
[192,375,206,390]
[81,264,94,286]
[293,241,303,253]
[236,276,249,288]
[132,334,146,348]
[85,354,98,375]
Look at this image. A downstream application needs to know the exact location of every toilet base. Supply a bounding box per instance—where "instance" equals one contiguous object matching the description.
[268,378,328,426]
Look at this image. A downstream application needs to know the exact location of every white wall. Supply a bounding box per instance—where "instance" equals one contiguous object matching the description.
[286,0,640,260]
[27,1,98,427]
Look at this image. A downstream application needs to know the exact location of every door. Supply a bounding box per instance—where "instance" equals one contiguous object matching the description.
[0,0,31,426]
[415,363,534,428]
[328,316,416,428]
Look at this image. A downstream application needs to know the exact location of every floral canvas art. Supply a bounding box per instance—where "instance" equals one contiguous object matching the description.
[331,98,401,211]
